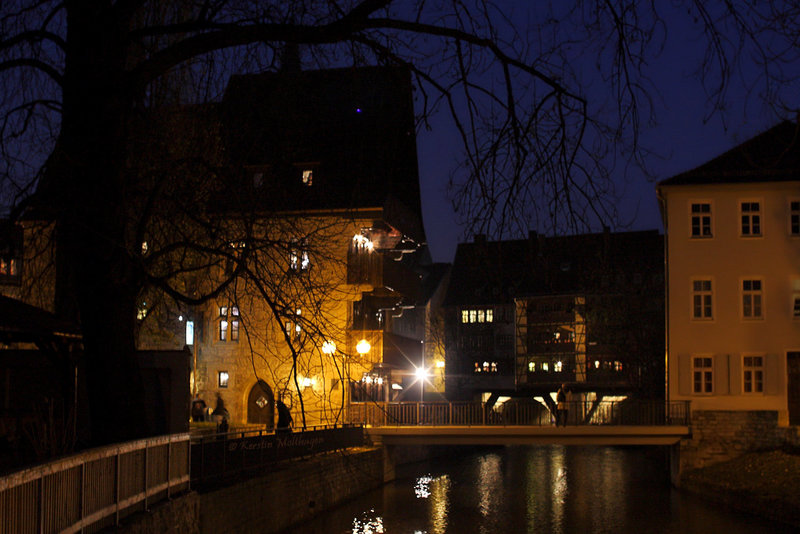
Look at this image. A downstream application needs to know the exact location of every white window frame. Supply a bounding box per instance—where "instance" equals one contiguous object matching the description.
[740,199,763,237]
[741,278,764,320]
[689,201,713,239]
[691,278,713,321]
[742,354,764,394]
[692,355,714,395]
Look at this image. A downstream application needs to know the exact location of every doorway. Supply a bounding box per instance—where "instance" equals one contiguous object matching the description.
[788,352,800,426]
[247,379,275,428]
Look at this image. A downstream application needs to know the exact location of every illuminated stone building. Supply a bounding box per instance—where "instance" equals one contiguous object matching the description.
[4,66,435,429]
[138,65,432,427]
[443,230,664,404]
[658,121,800,426]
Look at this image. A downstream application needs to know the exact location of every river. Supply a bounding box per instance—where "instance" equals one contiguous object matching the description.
[289,445,796,533]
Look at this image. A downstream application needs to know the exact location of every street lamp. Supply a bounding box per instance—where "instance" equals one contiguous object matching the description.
[356,338,371,355]
[414,365,429,402]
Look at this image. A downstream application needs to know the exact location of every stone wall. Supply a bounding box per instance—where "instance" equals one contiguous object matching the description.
[199,447,385,534]
[115,447,384,534]
[677,410,794,477]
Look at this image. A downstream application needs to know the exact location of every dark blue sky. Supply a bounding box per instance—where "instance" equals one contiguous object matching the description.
[415,3,799,263]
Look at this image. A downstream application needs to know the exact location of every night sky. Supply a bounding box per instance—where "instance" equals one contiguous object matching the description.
[415,3,800,263]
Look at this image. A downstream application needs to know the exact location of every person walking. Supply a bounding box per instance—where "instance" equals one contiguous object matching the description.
[276,398,293,433]
[556,384,568,427]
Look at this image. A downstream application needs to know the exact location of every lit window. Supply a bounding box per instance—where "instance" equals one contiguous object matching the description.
[219,320,228,341]
[692,356,713,394]
[742,279,763,319]
[137,302,148,321]
[186,320,194,345]
[486,309,493,322]
[791,201,800,235]
[692,279,713,320]
[302,169,313,186]
[289,239,311,271]
[218,371,229,388]
[461,308,494,324]
[554,360,563,372]
[743,356,764,393]
[461,310,469,323]
[218,306,239,342]
[474,362,481,373]
[477,310,485,323]
[469,310,477,323]
[740,201,762,236]
[690,202,712,238]
[528,361,535,372]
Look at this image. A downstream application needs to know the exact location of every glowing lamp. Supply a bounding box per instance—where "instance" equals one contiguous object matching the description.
[414,366,429,380]
[322,341,336,355]
[356,339,371,355]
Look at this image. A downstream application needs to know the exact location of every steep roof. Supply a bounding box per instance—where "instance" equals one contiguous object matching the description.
[220,65,425,241]
[658,120,800,187]
[443,230,663,307]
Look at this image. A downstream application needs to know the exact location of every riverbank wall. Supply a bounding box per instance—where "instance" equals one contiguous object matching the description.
[115,443,455,533]
[672,410,800,485]
[115,446,384,534]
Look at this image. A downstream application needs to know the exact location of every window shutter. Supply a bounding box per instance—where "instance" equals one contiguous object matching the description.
[765,354,781,395]
[729,354,742,395]
[715,354,729,395]
[678,354,691,396]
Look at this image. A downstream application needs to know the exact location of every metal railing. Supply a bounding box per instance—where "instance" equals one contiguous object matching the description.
[350,400,690,427]
[190,424,364,489]
[0,433,190,534]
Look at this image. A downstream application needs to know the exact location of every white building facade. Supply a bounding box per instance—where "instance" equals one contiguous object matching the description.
[658,121,800,427]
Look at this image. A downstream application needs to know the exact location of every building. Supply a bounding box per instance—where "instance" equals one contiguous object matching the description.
[135,65,432,427]
[657,120,800,426]
[443,230,664,404]
[4,65,437,430]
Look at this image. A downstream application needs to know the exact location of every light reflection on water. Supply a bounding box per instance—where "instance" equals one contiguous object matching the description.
[289,446,796,534]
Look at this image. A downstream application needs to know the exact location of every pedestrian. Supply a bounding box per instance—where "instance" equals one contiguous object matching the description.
[556,384,568,427]
[191,397,207,422]
[276,398,293,433]
[218,416,229,434]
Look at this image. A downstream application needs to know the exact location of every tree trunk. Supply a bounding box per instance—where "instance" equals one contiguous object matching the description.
[47,4,147,445]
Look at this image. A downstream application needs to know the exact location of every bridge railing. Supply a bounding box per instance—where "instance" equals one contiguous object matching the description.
[0,433,189,534]
[350,400,690,427]
[190,424,364,489]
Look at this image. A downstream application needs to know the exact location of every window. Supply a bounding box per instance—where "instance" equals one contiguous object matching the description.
[460,307,494,323]
[692,279,713,320]
[743,355,764,393]
[218,306,239,342]
[790,200,800,235]
[285,308,302,340]
[690,202,712,238]
[740,201,762,236]
[185,320,194,345]
[289,239,310,271]
[742,279,763,319]
[693,356,713,394]
[218,371,229,388]
[302,169,313,186]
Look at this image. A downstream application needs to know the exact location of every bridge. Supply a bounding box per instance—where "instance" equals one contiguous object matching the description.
[351,400,691,446]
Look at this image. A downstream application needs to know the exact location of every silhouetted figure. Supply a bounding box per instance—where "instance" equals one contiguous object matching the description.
[218,416,229,434]
[276,399,293,433]
[191,397,207,422]
[556,384,568,427]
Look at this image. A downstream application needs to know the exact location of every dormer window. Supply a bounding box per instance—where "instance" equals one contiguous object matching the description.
[294,163,318,187]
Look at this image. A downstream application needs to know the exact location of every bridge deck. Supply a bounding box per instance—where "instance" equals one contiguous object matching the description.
[367,425,691,446]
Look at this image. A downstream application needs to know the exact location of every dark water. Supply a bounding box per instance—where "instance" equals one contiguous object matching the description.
[291,446,797,534]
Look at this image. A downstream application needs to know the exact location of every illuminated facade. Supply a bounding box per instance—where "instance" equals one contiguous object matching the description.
[444,230,664,402]
[5,66,434,429]
[658,121,800,425]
